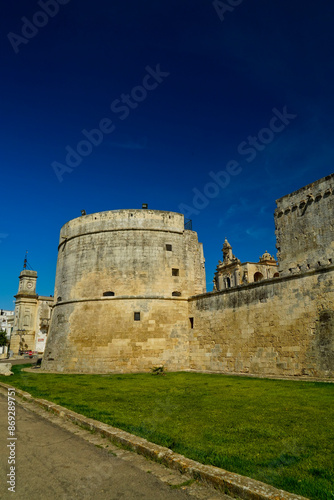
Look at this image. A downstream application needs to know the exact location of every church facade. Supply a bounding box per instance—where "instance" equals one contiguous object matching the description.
[214,239,279,290]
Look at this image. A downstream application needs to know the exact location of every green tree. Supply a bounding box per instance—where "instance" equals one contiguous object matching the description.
[0,330,8,347]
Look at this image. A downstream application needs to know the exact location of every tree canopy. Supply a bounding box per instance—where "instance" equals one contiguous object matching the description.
[0,330,8,346]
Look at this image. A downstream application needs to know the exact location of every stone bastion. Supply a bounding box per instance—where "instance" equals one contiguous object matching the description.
[42,209,206,373]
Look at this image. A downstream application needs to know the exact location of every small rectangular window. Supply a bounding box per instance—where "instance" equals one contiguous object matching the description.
[134,312,140,321]
[166,244,172,251]
[189,317,194,329]
[172,268,179,276]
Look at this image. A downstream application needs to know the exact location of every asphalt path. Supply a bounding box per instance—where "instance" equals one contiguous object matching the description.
[0,357,39,365]
[0,392,232,500]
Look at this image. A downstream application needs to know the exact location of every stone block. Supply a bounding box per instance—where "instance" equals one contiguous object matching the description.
[0,363,13,376]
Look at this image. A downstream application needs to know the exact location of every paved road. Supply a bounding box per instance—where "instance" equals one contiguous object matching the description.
[0,357,39,365]
[0,393,232,500]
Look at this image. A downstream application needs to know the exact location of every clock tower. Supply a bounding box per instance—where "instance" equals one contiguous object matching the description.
[17,270,38,296]
[11,270,38,354]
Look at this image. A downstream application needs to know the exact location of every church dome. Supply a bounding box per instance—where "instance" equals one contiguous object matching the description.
[259,251,276,262]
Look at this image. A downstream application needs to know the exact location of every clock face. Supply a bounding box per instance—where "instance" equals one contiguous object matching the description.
[27,281,33,289]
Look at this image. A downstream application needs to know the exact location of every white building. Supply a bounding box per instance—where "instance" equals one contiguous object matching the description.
[0,309,14,338]
[0,309,14,357]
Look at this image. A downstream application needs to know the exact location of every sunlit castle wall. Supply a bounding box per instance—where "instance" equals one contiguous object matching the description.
[42,209,206,373]
[275,174,334,276]
[188,174,334,379]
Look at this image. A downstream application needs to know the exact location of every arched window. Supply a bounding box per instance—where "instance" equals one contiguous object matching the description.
[103,291,115,297]
[226,277,231,288]
[254,272,264,282]
[273,272,279,278]
[172,291,181,297]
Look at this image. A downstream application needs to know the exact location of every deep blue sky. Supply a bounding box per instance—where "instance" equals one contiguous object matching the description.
[1,1,333,309]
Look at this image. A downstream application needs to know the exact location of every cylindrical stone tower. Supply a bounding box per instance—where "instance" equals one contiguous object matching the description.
[42,209,206,373]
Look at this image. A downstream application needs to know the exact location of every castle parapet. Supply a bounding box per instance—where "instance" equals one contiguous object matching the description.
[275,174,334,276]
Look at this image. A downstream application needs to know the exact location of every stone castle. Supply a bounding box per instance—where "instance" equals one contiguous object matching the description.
[38,173,333,377]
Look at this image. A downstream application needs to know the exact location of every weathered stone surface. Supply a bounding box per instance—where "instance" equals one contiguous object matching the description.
[42,209,206,373]
[0,363,13,376]
[41,174,334,379]
[275,173,334,275]
[189,267,334,378]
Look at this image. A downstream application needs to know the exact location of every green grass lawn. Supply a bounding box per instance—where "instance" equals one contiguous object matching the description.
[2,366,334,500]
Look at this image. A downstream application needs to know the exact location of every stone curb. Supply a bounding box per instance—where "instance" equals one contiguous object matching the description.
[0,382,308,500]
[21,367,334,383]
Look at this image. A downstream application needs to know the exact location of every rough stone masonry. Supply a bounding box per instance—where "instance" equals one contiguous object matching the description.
[42,174,334,378]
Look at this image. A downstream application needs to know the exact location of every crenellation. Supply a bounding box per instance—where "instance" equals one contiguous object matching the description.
[275,174,334,277]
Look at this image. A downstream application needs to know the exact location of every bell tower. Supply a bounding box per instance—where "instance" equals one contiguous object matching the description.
[11,269,38,354]
[17,270,38,296]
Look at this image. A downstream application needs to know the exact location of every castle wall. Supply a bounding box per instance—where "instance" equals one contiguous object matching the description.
[189,267,334,378]
[275,174,334,275]
[53,210,205,301]
[42,209,205,372]
[41,175,334,378]
[43,298,190,373]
